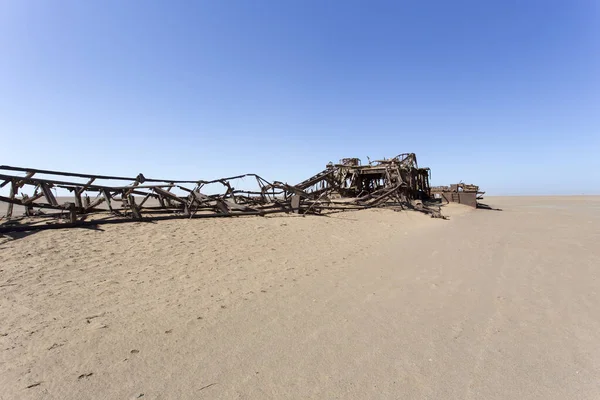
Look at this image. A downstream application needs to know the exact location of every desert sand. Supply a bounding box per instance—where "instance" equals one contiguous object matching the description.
[1,196,599,399]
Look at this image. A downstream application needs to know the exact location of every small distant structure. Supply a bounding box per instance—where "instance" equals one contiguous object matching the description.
[430,183,484,208]
[0,153,483,232]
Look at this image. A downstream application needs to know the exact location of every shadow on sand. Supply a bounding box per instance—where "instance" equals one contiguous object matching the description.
[0,223,106,244]
[477,203,503,211]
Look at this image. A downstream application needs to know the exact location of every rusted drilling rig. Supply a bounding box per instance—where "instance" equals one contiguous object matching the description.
[296,153,431,202]
[0,153,482,232]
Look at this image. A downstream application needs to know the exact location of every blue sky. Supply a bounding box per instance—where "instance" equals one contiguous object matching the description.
[1,1,598,195]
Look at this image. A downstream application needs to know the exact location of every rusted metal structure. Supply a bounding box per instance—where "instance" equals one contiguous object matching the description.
[296,153,430,202]
[0,153,480,232]
[430,183,485,208]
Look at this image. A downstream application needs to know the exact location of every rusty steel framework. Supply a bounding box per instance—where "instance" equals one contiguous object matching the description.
[296,153,431,202]
[0,153,477,233]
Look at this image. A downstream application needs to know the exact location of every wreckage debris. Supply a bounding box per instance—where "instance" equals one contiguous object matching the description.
[0,153,483,232]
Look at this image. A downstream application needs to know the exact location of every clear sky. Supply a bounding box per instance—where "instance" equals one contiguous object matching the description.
[1,1,598,195]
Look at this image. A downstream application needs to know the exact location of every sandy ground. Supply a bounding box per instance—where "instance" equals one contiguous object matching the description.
[1,196,599,399]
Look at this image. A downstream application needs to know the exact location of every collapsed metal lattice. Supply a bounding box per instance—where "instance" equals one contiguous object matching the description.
[0,153,471,232]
